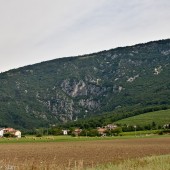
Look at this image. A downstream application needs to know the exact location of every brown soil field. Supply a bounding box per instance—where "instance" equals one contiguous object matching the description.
[0,137,170,168]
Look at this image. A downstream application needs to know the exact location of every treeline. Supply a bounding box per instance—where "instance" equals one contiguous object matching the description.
[23,122,170,137]
[121,121,170,132]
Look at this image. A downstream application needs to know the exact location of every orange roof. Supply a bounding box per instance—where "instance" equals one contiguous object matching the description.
[97,128,106,133]
[4,128,15,132]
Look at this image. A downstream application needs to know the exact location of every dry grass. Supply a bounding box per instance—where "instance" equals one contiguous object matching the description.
[0,137,169,169]
[86,154,170,170]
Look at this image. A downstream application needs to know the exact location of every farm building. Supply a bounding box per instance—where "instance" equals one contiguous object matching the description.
[3,128,21,138]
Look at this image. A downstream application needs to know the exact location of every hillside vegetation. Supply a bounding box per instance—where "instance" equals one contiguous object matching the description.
[115,109,170,127]
[0,39,170,129]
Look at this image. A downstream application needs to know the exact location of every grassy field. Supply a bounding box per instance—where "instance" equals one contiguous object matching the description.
[0,135,115,144]
[120,130,160,136]
[0,133,169,144]
[86,154,170,170]
[0,137,169,169]
[115,109,170,127]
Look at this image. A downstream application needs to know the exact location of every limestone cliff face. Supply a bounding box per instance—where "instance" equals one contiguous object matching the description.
[61,80,88,97]
[43,79,103,121]
[0,39,170,128]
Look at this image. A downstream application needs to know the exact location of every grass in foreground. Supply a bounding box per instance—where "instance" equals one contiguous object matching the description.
[0,155,169,170]
[86,154,170,170]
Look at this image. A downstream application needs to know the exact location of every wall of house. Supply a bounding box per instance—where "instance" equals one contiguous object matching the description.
[15,131,21,138]
[0,130,4,137]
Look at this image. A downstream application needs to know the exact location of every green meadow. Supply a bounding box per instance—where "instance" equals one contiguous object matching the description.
[115,109,170,127]
[0,133,169,144]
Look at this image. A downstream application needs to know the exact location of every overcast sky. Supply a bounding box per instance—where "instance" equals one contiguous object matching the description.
[0,0,170,72]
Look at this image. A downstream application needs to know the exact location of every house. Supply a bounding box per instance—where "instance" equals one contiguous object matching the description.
[105,124,118,130]
[0,128,5,137]
[3,128,16,133]
[62,130,68,135]
[3,128,21,138]
[73,128,82,136]
[97,127,107,136]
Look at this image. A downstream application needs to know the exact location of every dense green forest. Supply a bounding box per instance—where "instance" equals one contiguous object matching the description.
[0,39,170,129]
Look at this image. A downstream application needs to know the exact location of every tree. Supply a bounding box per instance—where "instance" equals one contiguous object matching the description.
[152,121,157,129]
[88,129,100,137]
[3,132,15,138]
[110,127,122,136]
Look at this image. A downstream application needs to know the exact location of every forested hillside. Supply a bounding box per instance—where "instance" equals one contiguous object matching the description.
[0,39,170,129]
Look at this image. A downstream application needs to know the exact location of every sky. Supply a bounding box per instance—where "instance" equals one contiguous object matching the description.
[0,0,170,72]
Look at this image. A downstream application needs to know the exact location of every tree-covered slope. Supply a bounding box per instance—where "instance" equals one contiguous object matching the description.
[0,39,170,129]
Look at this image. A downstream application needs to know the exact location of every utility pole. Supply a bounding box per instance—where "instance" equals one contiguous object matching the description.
[134,125,136,137]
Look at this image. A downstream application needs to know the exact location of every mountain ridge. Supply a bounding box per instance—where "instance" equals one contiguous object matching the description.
[3,38,170,74]
[0,39,170,129]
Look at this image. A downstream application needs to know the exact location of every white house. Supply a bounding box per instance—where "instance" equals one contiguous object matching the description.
[0,128,4,137]
[62,130,68,135]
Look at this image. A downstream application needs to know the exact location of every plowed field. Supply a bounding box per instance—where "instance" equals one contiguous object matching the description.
[0,137,170,168]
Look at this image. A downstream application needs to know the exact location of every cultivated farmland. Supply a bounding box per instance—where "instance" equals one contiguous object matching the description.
[0,137,169,169]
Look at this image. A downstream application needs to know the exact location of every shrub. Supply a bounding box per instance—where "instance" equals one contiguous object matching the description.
[36,134,42,137]
[3,132,15,138]
[158,131,163,135]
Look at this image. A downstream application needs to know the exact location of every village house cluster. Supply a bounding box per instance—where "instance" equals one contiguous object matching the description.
[0,128,21,138]
[97,124,118,136]
[62,124,118,136]
[73,124,118,136]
